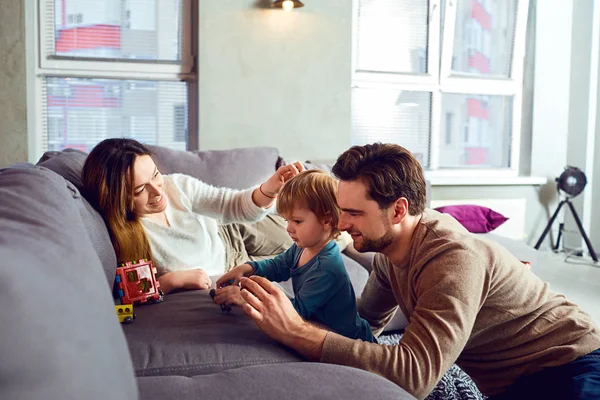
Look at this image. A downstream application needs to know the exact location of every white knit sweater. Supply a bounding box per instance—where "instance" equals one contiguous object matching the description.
[140,174,272,277]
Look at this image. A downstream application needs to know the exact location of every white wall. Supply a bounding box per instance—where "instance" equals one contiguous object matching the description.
[563,0,595,250]
[197,0,352,162]
[531,0,572,179]
[528,0,575,249]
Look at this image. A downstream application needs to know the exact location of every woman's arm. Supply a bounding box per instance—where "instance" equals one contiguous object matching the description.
[168,162,304,223]
[158,269,212,294]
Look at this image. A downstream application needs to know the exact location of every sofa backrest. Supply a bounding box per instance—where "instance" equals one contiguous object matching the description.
[147,145,281,190]
[37,149,117,286]
[0,165,137,400]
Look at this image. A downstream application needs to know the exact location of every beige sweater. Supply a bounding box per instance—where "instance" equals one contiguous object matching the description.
[321,209,600,399]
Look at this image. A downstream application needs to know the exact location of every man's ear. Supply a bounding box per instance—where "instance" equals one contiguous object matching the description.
[391,198,409,224]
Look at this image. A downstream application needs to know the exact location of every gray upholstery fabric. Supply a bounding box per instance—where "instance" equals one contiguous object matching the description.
[147,145,281,190]
[36,149,117,286]
[0,165,137,400]
[37,148,87,191]
[123,290,303,377]
[137,363,415,400]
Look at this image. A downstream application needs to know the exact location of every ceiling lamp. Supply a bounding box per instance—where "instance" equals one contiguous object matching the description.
[272,0,304,11]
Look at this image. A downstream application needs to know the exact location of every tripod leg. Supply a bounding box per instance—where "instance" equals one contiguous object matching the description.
[566,200,599,262]
[535,201,566,250]
[553,223,564,251]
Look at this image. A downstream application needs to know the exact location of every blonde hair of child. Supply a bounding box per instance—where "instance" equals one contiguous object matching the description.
[276,169,341,240]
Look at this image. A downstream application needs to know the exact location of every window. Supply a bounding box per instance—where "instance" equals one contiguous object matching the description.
[173,104,187,142]
[34,0,196,155]
[444,112,453,145]
[352,0,529,176]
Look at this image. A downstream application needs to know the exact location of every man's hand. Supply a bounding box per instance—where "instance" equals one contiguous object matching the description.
[158,269,212,294]
[239,276,327,360]
[213,285,246,307]
[216,263,254,287]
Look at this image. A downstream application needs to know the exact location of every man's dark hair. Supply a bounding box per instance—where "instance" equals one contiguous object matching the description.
[331,143,426,215]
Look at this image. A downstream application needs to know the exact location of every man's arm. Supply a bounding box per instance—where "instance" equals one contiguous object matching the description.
[320,249,488,399]
[357,254,400,335]
[241,247,488,400]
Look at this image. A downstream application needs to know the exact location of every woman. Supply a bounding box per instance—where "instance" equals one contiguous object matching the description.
[82,138,303,294]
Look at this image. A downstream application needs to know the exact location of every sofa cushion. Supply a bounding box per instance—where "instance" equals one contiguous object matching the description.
[36,150,117,286]
[435,204,509,233]
[0,165,137,400]
[147,145,280,189]
[137,363,415,400]
[123,290,303,377]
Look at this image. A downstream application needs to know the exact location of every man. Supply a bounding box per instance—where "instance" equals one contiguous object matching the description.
[238,143,600,399]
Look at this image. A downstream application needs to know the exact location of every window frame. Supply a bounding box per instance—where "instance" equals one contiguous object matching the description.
[29,0,198,162]
[351,0,530,179]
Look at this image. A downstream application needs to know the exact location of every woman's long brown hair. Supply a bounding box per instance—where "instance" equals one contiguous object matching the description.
[82,138,153,264]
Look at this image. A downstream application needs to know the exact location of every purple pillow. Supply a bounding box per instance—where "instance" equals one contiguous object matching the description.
[434,205,508,233]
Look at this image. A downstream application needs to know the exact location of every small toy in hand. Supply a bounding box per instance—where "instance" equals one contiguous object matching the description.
[115,259,164,305]
[209,279,235,312]
[115,304,136,324]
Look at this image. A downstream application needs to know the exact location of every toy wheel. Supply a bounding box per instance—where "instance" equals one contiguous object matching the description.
[123,316,133,324]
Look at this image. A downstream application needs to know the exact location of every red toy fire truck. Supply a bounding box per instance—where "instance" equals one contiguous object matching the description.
[115,259,164,305]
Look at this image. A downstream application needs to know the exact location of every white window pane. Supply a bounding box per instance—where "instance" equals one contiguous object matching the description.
[352,88,431,167]
[439,93,513,168]
[51,0,182,61]
[451,0,518,77]
[356,0,429,74]
[43,77,188,152]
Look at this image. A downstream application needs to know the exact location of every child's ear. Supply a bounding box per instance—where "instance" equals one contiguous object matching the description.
[321,212,332,226]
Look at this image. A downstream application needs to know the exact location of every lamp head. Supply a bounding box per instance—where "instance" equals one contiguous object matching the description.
[556,166,587,198]
[272,0,304,11]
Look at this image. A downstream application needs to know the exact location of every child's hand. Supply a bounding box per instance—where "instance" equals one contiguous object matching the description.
[158,269,212,294]
[216,263,254,287]
[214,285,246,307]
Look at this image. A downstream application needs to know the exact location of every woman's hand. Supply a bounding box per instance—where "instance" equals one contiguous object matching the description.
[158,269,212,294]
[252,162,305,208]
[216,263,255,287]
[262,161,305,197]
[213,285,246,307]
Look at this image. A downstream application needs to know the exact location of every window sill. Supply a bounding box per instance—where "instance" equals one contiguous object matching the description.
[427,176,549,186]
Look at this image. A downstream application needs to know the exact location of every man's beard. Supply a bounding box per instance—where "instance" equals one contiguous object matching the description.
[354,226,395,253]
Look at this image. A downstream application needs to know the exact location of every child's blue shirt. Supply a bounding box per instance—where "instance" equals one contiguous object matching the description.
[248,241,375,343]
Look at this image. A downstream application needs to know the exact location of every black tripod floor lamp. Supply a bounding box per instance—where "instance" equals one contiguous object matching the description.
[534,166,598,262]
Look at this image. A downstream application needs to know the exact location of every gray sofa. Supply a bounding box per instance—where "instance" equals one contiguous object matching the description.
[0,144,540,400]
[0,146,414,400]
